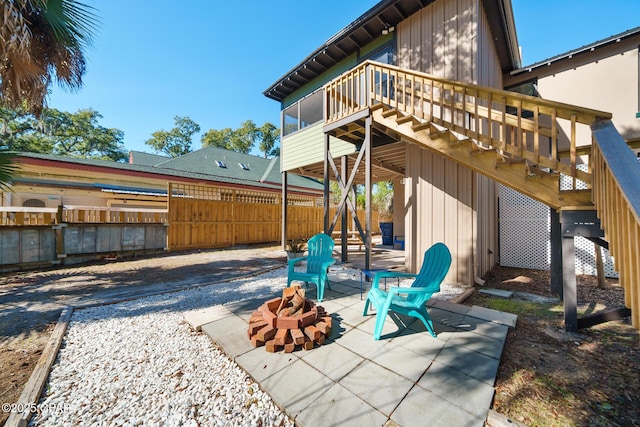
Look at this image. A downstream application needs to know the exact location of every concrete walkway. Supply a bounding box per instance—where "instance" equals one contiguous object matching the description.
[191,269,517,427]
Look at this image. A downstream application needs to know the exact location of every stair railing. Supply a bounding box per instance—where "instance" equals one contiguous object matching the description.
[591,120,640,328]
[325,60,612,191]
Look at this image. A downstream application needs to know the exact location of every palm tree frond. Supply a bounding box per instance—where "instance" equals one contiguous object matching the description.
[0,0,98,114]
[0,152,20,191]
[43,0,99,47]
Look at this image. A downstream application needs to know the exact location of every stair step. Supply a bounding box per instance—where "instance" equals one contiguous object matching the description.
[381,108,399,118]
[431,129,451,140]
[396,115,414,125]
[526,163,559,179]
[412,122,432,132]
[495,156,526,168]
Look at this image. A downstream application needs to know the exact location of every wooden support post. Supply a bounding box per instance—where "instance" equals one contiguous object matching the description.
[364,116,372,272]
[594,242,606,289]
[324,133,330,235]
[341,155,348,262]
[282,171,288,250]
[562,235,578,332]
[550,208,563,296]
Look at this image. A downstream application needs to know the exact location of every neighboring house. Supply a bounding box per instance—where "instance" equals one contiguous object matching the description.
[505,26,640,147]
[263,0,640,330]
[4,147,324,209]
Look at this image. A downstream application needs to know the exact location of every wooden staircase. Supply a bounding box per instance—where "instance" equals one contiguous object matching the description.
[324,60,640,329]
[372,105,592,210]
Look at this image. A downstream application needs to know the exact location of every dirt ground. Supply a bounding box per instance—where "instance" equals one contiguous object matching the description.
[1,247,638,427]
[0,244,287,426]
[468,266,640,427]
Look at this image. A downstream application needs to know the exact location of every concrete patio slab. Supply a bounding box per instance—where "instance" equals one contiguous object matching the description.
[298,341,364,382]
[184,305,233,331]
[235,348,300,382]
[201,315,253,360]
[260,358,334,419]
[418,361,495,418]
[296,383,388,427]
[391,383,485,427]
[197,264,516,427]
[479,288,514,298]
[339,359,414,416]
[435,344,501,385]
[368,341,437,382]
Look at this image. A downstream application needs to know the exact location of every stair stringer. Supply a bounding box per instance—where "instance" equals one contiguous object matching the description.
[371,107,593,211]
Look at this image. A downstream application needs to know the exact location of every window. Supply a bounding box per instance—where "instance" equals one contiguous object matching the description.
[299,91,323,128]
[364,43,395,100]
[364,43,395,65]
[281,42,395,138]
[282,89,324,137]
[283,104,299,136]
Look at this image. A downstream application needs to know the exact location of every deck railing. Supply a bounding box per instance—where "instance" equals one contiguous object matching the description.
[325,60,612,191]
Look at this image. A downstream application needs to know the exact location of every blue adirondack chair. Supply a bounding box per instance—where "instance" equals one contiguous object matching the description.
[363,242,451,339]
[287,233,337,302]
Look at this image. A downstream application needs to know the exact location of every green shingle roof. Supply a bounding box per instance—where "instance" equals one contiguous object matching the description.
[18,148,323,193]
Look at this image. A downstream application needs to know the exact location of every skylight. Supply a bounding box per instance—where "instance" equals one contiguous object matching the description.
[215,160,227,168]
[239,163,250,170]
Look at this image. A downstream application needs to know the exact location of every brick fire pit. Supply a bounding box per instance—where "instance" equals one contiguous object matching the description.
[247,285,332,353]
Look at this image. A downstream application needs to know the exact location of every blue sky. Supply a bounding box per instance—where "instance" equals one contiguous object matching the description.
[47,0,640,156]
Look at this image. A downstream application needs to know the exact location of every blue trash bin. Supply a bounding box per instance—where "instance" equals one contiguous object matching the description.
[380,222,393,246]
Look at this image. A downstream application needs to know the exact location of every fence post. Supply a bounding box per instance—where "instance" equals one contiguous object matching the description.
[232,189,236,247]
[54,205,66,265]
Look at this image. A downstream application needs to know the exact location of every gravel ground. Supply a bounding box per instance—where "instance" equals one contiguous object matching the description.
[29,266,464,427]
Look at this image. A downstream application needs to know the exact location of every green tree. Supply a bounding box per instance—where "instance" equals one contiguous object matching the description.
[145,116,200,157]
[231,120,258,154]
[0,105,46,152]
[373,181,394,219]
[201,127,234,150]
[40,108,127,160]
[201,120,280,157]
[0,0,99,115]
[1,106,127,161]
[258,122,280,158]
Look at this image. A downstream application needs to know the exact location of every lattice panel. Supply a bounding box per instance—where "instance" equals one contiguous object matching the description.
[499,185,618,278]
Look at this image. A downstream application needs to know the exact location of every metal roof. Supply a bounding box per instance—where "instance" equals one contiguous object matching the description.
[264,0,521,103]
[16,150,324,194]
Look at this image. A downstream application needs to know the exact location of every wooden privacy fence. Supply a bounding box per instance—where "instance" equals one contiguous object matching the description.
[167,183,379,251]
[0,185,381,266]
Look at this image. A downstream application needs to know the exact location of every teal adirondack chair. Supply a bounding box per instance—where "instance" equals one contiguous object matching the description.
[363,242,451,339]
[287,233,337,302]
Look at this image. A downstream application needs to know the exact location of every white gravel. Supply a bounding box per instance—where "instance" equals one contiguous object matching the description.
[30,266,463,427]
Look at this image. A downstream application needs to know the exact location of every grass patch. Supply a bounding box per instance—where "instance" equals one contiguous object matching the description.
[478,296,561,319]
